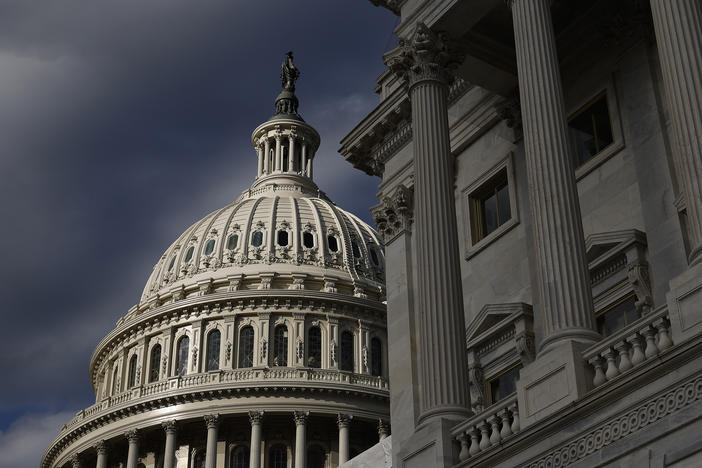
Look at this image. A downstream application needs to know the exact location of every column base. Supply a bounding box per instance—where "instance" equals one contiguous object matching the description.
[517,339,594,428]
[395,417,459,468]
[667,260,702,344]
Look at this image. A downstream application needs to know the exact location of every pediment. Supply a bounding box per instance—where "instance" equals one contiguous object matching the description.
[466,302,532,344]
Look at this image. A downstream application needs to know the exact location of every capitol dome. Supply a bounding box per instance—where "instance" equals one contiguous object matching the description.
[43,53,389,468]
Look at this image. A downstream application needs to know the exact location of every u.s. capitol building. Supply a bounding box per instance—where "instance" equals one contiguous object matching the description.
[42,54,390,468]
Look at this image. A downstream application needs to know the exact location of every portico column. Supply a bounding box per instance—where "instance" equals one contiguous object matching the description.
[256,144,264,178]
[510,0,599,350]
[385,22,470,424]
[288,135,296,173]
[94,440,108,468]
[650,0,702,266]
[293,411,309,468]
[263,137,271,175]
[162,420,177,468]
[125,430,140,468]
[337,414,352,466]
[204,414,219,468]
[274,134,282,172]
[249,411,263,468]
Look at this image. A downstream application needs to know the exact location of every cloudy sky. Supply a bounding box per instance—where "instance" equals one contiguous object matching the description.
[0,2,396,465]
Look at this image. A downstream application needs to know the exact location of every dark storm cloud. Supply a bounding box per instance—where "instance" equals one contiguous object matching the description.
[0,1,396,462]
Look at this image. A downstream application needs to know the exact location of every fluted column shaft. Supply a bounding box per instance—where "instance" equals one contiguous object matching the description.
[337,414,351,466]
[293,411,308,468]
[204,414,219,468]
[125,431,140,468]
[409,64,470,423]
[650,0,702,265]
[301,143,308,176]
[162,421,177,468]
[95,440,108,468]
[249,411,263,468]
[511,0,599,350]
[263,138,271,174]
[275,136,282,172]
[256,145,263,178]
[288,135,296,172]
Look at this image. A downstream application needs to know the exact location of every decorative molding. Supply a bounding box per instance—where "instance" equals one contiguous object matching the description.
[248,411,264,425]
[337,413,353,428]
[371,184,414,244]
[125,429,140,443]
[204,413,220,429]
[162,420,177,434]
[293,410,310,425]
[93,439,107,455]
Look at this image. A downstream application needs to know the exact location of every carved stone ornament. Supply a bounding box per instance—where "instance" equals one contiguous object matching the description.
[378,419,390,438]
[125,429,140,443]
[248,410,264,425]
[162,420,177,434]
[628,261,653,315]
[330,339,338,366]
[371,184,414,244]
[468,364,487,413]
[496,93,523,141]
[293,410,309,425]
[337,413,353,427]
[94,439,108,455]
[515,331,536,363]
[260,338,268,361]
[204,414,220,429]
[296,338,304,361]
[384,22,464,88]
[70,453,81,468]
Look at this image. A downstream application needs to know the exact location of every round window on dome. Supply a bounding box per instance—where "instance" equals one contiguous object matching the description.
[370,248,379,265]
[277,230,289,247]
[303,231,314,249]
[252,231,264,247]
[184,246,194,263]
[328,235,339,252]
[352,241,361,258]
[204,239,215,256]
[227,234,239,250]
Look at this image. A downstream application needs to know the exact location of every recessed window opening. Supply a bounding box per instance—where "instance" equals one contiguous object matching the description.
[149,344,161,383]
[568,92,614,167]
[328,235,339,252]
[340,331,354,372]
[371,337,382,377]
[238,326,254,368]
[308,326,322,368]
[128,354,138,388]
[596,293,640,337]
[176,336,189,377]
[470,169,511,242]
[282,147,289,172]
[204,239,215,256]
[369,248,379,265]
[227,234,238,250]
[487,362,522,405]
[184,246,195,263]
[303,231,314,248]
[270,444,287,468]
[252,231,263,247]
[111,366,119,395]
[277,230,289,247]
[273,325,288,366]
[206,329,221,371]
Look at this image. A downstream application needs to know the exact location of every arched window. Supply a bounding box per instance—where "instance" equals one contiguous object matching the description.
[238,326,254,368]
[127,354,138,388]
[351,241,361,258]
[277,230,289,246]
[327,235,339,252]
[308,326,322,368]
[371,337,382,377]
[111,366,119,395]
[270,444,287,468]
[303,231,314,248]
[206,329,221,371]
[176,336,189,377]
[273,325,288,366]
[149,344,161,382]
[204,239,215,255]
[231,446,249,468]
[252,231,263,247]
[282,146,289,172]
[307,445,325,468]
[227,233,239,250]
[340,331,354,372]
[184,246,195,263]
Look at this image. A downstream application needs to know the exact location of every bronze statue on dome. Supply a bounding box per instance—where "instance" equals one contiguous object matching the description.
[281,51,300,92]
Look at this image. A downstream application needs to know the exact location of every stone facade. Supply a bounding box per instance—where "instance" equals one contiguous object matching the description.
[341,0,702,466]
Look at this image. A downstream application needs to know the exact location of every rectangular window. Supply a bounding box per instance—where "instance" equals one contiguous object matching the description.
[595,293,640,337]
[470,169,511,242]
[486,362,522,405]
[568,92,614,167]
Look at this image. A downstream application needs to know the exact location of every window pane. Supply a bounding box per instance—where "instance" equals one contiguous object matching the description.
[481,193,498,236]
[341,331,354,372]
[488,364,522,405]
[150,345,161,382]
[204,239,215,256]
[252,231,263,247]
[273,325,288,366]
[497,183,511,226]
[232,448,249,468]
[206,330,221,371]
[308,446,325,468]
[568,94,613,166]
[271,445,287,468]
[352,241,361,258]
[308,327,322,368]
[238,327,254,368]
[128,355,138,388]
[184,246,194,263]
[328,235,338,252]
[596,295,638,337]
[277,230,289,246]
[176,336,189,377]
[227,234,239,250]
[371,337,382,376]
[167,256,176,271]
[303,231,314,248]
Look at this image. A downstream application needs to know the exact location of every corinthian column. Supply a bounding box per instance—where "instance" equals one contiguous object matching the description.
[125,430,140,468]
[511,0,599,350]
[337,414,352,465]
[94,440,108,468]
[293,411,308,468]
[650,0,702,266]
[162,420,177,468]
[263,137,271,175]
[204,414,219,468]
[274,134,282,172]
[249,411,263,468]
[385,22,470,425]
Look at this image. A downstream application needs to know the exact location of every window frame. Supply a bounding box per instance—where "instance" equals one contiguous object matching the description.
[462,154,519,260]
[594,291,640,337]
[485,360,523,406]
[206,329,221,372]
[238,326,255,368]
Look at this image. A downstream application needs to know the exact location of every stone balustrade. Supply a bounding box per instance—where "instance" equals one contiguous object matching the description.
[452,395,520,462]
[584,306,673,388]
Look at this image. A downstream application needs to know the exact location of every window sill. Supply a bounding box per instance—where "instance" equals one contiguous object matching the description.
[574,141,625,181]
[464,217,519,260]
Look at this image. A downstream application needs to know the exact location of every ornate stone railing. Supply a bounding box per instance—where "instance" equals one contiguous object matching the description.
[452,395,520,462]
[584,306,673,388]
[60,368,387,434]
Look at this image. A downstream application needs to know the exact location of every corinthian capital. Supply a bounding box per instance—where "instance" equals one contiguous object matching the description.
[204,414,220,429]
[371,184,413,244]
[384,22,464,87]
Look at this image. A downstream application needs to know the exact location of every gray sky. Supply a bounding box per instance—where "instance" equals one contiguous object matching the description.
[0,2,396,465]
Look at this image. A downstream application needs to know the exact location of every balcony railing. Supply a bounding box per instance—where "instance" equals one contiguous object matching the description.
[583,305,673,388]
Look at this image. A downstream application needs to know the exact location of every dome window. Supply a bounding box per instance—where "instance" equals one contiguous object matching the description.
[273,325,288,366]
[176,336,189,377]
[352,241,361,258]
[369,248,379,265]
[371,337,382,377]
[227,234,239,250]
[252,231,264,247]
[238,326,255,368]
[149,344,161,383]
[206,329,221,372]
[127,355,138,388]
[204,239,215,256]
[167,255,176,272]
[327,235,339,252]
[184,246,194,263]
[340,331,354,372]
[303,231,314,249]
[277,230,289,247]
[308,326,322,368]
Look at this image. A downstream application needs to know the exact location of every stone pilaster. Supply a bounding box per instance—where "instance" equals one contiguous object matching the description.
[288,134,296,173]
[162,420,177,468]
[650,0,702,266]
[337,414,352,465]
[293,411,309,468]
[385,22,470,425]
[125,429,140,468]
[204,414,219,468]
[94,440,108,468]
[249,411,263,468]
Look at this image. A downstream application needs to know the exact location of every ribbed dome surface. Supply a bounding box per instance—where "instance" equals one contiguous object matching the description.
[141,183,385,303]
